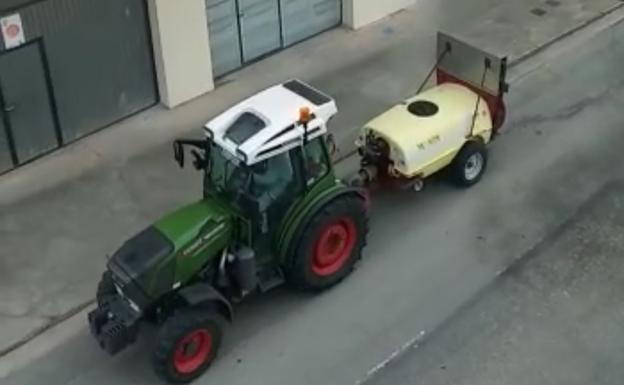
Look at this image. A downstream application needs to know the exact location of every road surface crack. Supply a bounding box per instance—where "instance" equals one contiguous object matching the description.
[508,78,624,132]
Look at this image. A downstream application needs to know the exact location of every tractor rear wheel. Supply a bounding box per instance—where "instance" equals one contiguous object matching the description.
[450,140,488,187]
[152,309,225,384]
[284,194,368,291]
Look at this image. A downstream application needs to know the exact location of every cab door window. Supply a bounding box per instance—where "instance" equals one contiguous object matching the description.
[302,137,330,186]
[250,151,300,237]
[251,152,296,210]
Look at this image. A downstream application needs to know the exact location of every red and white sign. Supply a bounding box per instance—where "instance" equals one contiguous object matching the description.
[1,14,25,49]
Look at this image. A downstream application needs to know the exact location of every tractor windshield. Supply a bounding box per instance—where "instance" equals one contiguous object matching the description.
[204,142,252,207]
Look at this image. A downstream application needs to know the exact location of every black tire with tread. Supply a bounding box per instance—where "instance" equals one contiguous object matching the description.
[450,140,488,187]
[283,194,369,292]
[152,308,225,384]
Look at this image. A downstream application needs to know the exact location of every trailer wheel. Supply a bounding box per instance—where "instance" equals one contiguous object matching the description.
[152,309,225,384]
[450,140,488,187]
[96,271,116,306]
[284,194,368,291]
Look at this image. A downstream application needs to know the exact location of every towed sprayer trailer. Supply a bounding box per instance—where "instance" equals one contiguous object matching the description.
[351,33,509,190]
[87,32,509,384]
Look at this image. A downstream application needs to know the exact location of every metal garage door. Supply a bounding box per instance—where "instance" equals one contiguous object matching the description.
[206,0,242,78]
[0,0,157,173]
[0,108,13,173]
[238,0,281,62]
[0,42,59,166]
[206,0,341,78]
[280,0,341,47]
[5,0,158,143]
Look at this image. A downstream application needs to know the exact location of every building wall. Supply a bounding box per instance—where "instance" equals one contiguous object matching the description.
[147,0,418,108]
[0,0,157,143]
[0,0,38,12]
[343,0,416,29]
[147,0,215,109]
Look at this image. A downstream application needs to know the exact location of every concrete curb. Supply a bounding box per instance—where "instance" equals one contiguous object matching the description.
[2,1,624,362]
[0,300,95,358]
[507,2,624,69]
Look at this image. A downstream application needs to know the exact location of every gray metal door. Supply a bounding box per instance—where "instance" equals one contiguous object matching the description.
[36,0,157,142]
[280,0,341,47]
[207,0,243,77]
[0,43,58,165]
[238,0,281,62]
[0,111,13,173]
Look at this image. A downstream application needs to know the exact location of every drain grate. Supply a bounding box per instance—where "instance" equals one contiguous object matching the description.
[531,7,547,16]
[545,0,561,6]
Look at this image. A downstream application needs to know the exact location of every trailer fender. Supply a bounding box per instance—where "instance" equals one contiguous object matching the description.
[177,283,233,322]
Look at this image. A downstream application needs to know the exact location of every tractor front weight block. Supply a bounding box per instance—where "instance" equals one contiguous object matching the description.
[88,294,141,355]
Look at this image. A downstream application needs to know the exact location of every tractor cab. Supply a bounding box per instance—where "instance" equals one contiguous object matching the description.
[174,79,339,260]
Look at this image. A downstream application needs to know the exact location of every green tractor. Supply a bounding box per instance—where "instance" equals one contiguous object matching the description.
[88,79,370,383]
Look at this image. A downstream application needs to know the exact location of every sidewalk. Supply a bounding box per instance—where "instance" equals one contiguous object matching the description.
[0,0,622,357]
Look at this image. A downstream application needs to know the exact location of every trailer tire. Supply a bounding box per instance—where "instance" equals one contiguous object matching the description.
[284,194,368,292]
[152,308,225,384]
[450,140,488,187]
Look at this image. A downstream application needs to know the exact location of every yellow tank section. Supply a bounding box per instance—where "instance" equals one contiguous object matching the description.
[360,83,492,178]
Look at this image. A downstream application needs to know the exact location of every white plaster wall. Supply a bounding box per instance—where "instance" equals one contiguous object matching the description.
[147,0,215,108]
[343,0,416,29]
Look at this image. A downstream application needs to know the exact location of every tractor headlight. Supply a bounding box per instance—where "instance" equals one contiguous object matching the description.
[109,270,142,313]
[126,297,141,313]
[114,283,141,313]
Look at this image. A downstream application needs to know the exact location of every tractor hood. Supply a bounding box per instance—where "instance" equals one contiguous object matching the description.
[108,226,174,283]
[154,199,233,251]
[106,199,234,304]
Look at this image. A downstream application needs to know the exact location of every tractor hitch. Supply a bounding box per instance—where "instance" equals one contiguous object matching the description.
[88,293,141,355]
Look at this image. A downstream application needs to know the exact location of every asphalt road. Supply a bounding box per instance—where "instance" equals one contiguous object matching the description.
[3,13,624,385]
[366,181,624,385]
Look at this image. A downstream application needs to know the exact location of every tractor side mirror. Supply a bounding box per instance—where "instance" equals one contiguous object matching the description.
[173,138,210,170]
[173,140,185,168]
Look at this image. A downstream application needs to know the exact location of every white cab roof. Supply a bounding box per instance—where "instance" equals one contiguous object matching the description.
[204,79,337,165]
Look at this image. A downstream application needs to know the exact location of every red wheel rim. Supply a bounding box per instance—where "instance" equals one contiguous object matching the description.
[173,329,213,374]
[312,218,357,276]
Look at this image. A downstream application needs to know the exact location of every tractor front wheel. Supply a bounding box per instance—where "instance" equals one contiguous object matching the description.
[152,309,225,384]
[285,194,368,291]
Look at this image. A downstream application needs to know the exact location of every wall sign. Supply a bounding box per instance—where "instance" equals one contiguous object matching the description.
[1,14,26,49]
